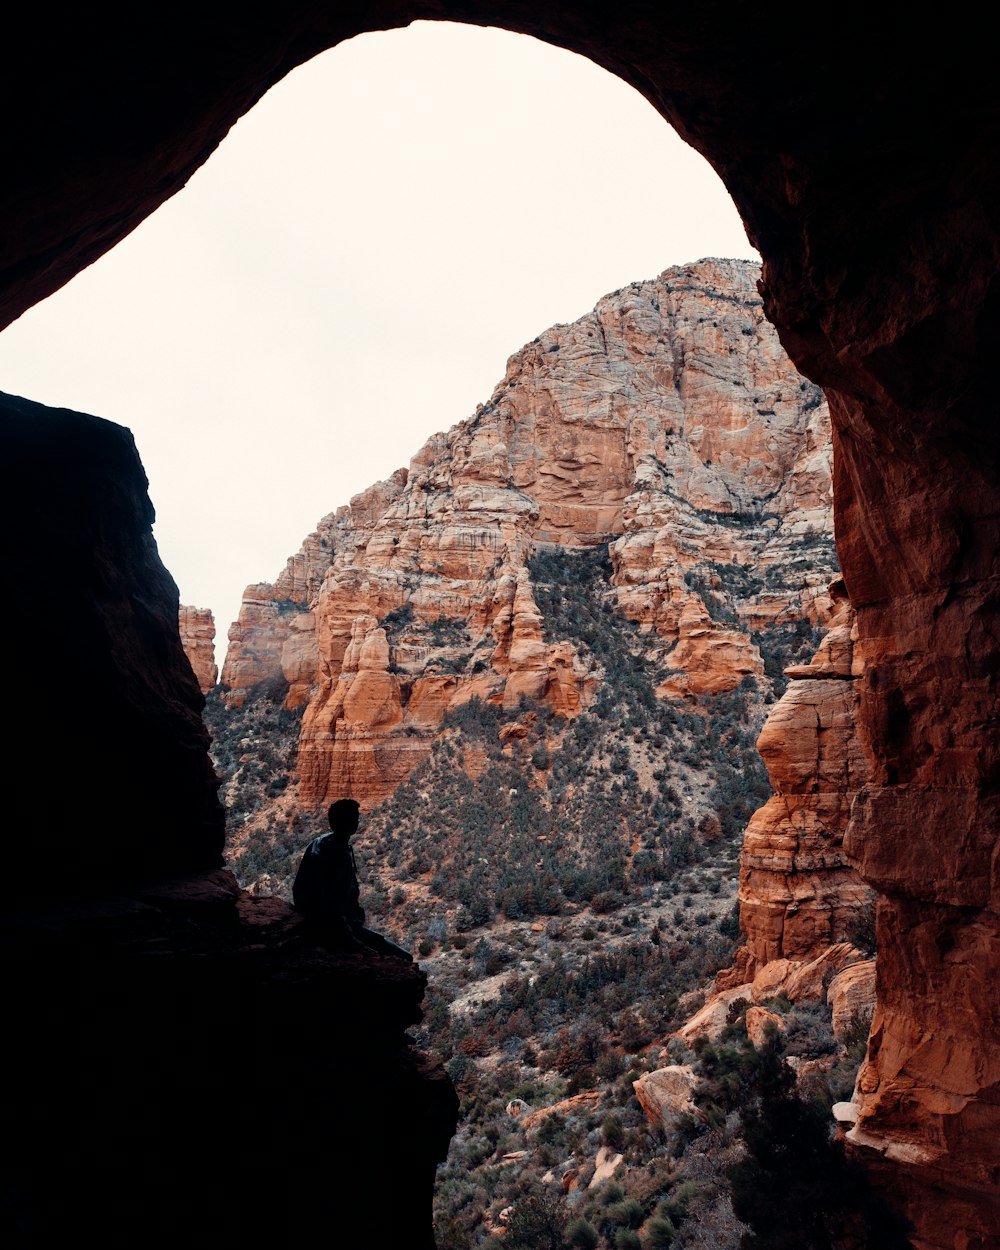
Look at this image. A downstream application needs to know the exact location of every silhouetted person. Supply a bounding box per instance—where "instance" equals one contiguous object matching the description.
[293,798,411,960]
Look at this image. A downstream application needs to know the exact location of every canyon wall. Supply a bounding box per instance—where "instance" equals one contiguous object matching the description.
[830,389,1000,1246]
[222,258,837,812]
[2,9,996,1245]
[718,579,874,989]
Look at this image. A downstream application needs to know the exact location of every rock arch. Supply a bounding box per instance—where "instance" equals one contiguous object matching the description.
[1,7,997,1246]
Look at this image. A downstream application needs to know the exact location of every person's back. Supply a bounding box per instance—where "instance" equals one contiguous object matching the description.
[292,797,411,961]
[292,831,364,927]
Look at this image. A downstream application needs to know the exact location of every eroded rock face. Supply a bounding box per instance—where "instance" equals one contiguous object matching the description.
[719,580,874,986]
[745,1006,785,1049]
[828,960,876,1042]
[829,385,1000,1239]
[178,605,218,692]
[224,260,834,809]
[680,942,870,1044]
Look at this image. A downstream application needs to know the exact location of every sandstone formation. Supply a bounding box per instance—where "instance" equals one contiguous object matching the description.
[675,985,754,1044]
[828,960,877,1042]
[522,1090,603,1132]
[589,1146,625,1188]
[2,10,997,1245]
[178,605,218,693]
[634,1065,699,1131]
[223,260,835,811]
[748,941,870,1006]
[682,942,875,1046]
[719,579,874,988]
[745,1006,785,1049]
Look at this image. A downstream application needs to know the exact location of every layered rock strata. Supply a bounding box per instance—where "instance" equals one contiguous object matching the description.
[178,605,218,692]
[223,259,836,810]
[718,579,873,989]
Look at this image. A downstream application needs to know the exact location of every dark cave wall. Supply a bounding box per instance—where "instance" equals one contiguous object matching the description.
[0,390,226,893]
[1,6,998,1246]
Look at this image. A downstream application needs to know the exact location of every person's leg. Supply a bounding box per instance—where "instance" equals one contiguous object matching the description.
[357,927,413,962]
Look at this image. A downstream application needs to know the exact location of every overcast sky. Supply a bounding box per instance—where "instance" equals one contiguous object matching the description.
[0,22,756,651]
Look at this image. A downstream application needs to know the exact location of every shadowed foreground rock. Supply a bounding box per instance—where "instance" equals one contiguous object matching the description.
[2,390,225,893]
[3,872,456,1246]
[0,395,455,1246]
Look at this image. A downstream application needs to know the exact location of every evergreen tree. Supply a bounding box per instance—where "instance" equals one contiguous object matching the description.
[728,1038,911,1250]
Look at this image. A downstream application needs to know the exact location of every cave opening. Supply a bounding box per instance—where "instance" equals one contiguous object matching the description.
[0,21,757,641]
[1,9,996,1248]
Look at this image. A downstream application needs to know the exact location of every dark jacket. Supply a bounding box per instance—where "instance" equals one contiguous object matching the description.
[292,832,366,927]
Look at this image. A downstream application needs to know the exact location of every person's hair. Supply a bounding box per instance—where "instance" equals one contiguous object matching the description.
[328,798,360,835]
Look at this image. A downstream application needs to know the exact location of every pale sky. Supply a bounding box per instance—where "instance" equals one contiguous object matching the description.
[0,22,757,651]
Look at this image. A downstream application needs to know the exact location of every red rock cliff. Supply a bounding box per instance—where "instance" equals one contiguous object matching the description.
[720,579,874,987]
[222,259,836,810]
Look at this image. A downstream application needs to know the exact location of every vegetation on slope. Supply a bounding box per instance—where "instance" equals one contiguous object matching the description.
[203,675,307,886]
[206,538,864,1249]
[358,545,771,946]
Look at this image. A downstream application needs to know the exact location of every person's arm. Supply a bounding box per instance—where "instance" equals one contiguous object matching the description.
[292,840,318,913]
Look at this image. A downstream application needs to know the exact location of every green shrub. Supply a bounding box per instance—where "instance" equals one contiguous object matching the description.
[607,1197,643,1229]
[504,1191,566,1250]
[728,1037,912,1249]
[642,1214,676,1249]
[846,898,877,955]
[565,1217,599,1249]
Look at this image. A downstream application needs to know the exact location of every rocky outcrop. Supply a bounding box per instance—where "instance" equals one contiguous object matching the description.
[634,1065,699,1131]
[828,960,876,1042]
[220,470,409,708]
[224,260,835,810]
[178,605,218,692]
[719,579,874,987]
[679,581,875,1072]
[676,985,754,1043]
[5,869,457,1247]
[0,393,456,1249]
[680,943,869,1044]
[745,1006,785,1049]
[523,1090,603,1132]
[589,1146,625,1187]
[1,391,225,894]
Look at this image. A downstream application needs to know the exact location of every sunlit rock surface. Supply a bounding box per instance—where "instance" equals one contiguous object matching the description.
[222,259,834,809]
[178,605,218,692]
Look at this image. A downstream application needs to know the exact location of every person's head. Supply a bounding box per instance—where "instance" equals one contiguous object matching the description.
[328,798,360,838]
